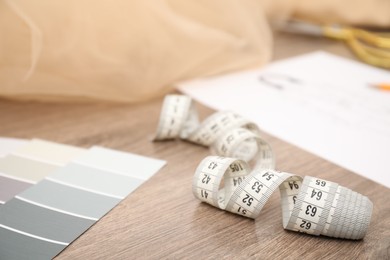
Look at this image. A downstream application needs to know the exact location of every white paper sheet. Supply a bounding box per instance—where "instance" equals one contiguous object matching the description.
[178,52,390,189]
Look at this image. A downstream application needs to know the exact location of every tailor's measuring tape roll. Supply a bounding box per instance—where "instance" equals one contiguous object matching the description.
[154,94,274,169]
[193,156,372,240]
[154,94,373,240]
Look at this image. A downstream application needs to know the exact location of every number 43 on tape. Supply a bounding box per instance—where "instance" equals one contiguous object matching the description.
[154,95,373,240]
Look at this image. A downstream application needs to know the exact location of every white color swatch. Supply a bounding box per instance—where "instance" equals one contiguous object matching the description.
[0,138,27,158]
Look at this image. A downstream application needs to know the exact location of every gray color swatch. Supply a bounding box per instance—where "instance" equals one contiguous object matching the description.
[0,175,31,203]
[18,179,121,219]
[0,226,66,260]
[0,198,95,243]
[49,163,144,198]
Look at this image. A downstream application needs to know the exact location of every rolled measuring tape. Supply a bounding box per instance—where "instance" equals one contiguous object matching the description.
[154,94,274,169]
[193,156,372,240]
[154,94,373,240]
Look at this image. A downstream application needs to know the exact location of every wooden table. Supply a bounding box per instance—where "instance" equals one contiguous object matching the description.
[1,32,389,259]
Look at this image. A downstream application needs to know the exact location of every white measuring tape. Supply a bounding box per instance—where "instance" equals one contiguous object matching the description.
[154,94,372,240]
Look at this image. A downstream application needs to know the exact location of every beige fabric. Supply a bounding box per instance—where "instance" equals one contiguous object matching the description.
[0,0,389,103]
[0,0,271,102]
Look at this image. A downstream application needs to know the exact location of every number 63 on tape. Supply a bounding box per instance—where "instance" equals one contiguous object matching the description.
[154,95,373,240]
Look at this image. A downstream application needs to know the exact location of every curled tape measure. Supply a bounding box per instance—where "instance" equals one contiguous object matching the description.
[154,94,372,240]
[154,95,274,169]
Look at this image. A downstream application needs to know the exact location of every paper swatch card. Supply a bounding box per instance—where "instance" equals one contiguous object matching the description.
[12,139,86,166]
[0,139,86,206]
[0,137,27,158]
[0,144,166,260]
[0,155,58,205]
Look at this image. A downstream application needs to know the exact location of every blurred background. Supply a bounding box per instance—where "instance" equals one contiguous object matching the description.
[1,0,389,103]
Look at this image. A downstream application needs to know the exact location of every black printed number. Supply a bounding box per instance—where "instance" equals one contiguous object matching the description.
[300,220,312,230]
[315,180,326,187]
[201,190,208,199]
[305,205,317,217]
[242,194,253,206]
[237,207,247,215]
[311,189,323,200]
[208,162,217,170]
[230,163,243,172]
[288,181,299,190]
[262,172,274,181]
[251,181,263,193]
[233,177,243,186]
[202,174,211,184]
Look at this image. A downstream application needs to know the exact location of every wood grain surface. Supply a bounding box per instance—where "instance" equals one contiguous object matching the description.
[0,32,389,260]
